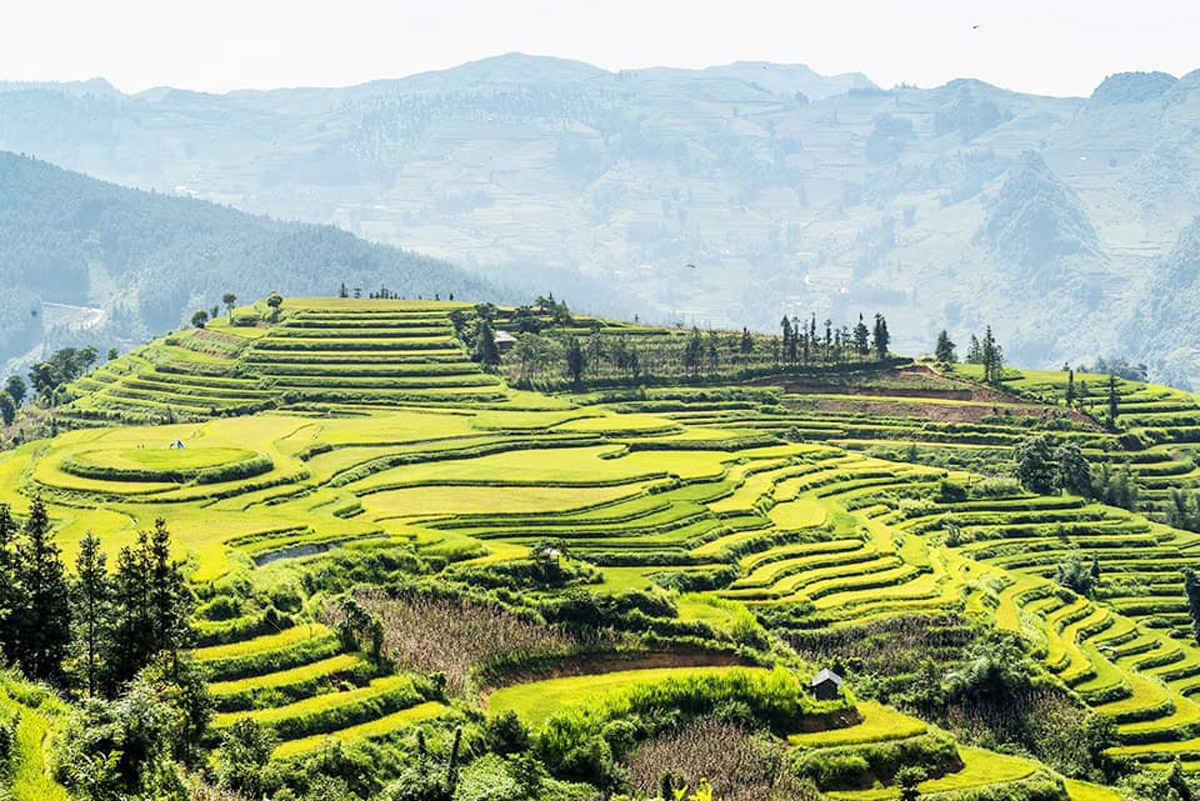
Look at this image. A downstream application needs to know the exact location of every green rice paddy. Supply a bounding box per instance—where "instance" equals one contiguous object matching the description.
[17,298,1200,798]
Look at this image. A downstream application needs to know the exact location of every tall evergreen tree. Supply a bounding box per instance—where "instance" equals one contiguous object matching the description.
[854,314,870,356]
[148,520,191,664]
[779,316,793,363]
[15,496,70,683]
[71,532,111,696]
[1107,375,1120,428]
[981,326,1003,383]
[965,334,983,364]
[872,313,890,360]
[472,320,500,367]
[1065,368,1076,407]
[110,530,153,686]
[934,330,956,363]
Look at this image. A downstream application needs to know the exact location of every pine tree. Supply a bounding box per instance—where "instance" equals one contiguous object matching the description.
[1065,368,1076,407]
[148,519,191,664]
[779,316,793,363]
[740,327,753,355]
[472,320,500,367]
[854,314,870,356]
[981,326,1003,383]
[71,532,110,696]
[1107,375,1120,429]
[872,313,890,360]
[15,497,70,683]
[110,530,153,687]
[934,330,956,363]
[965,334,983,364]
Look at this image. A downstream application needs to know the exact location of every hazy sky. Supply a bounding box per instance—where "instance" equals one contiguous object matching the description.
[3,0,1197,97]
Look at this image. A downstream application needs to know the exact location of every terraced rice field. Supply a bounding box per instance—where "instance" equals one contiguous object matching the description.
[17,297,1200,789]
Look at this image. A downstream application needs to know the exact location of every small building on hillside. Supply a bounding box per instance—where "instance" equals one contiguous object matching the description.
[169,439,186,449]
[810,668,844,701]
[494,330,517,353]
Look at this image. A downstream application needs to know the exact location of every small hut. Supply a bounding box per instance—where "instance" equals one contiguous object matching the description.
[169,439,186,449]
[810,668,844,701]
[493,330,518,353]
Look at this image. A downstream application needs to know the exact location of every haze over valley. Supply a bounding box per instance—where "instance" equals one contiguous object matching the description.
[4,56,1200,383]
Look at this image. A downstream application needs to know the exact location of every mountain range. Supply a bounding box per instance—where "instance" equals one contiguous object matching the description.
[3,54,1200,383]
[0,152,502,369]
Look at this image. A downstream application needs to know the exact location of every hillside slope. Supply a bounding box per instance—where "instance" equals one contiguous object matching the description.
[3,57,1200,378]
[12,295,1200,799]
[0,151,502,369]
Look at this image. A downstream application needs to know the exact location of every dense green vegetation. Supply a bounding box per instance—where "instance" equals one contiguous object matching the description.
[11,296,1200,800]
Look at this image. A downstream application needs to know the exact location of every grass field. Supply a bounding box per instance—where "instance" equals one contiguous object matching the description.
[487,666,767,728]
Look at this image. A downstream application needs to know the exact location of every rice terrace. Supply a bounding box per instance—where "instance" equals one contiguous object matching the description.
[4,293,1200,801]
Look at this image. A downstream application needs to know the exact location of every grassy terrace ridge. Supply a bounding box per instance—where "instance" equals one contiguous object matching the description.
[20,295,1200,799]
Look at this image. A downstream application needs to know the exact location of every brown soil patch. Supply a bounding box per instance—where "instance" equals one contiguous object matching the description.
[761,365,1098,428]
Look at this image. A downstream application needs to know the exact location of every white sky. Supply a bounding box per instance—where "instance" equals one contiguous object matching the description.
[2,0,1197,97]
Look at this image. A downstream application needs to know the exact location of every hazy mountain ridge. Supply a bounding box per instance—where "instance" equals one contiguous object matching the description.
[2,56,1200,381]
[0,152,505,368]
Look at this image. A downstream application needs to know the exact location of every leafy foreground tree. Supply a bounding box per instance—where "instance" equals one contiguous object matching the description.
[1055,552,1097,598]
[55,655,212,801]
[896,766,927,801]
[1014,435,1058,495]
[1013,435,1092,498]
[1119,759,1198,801]
[214,718,281,798]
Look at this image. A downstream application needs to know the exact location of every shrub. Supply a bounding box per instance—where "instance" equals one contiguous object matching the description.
[486,711,532,755]
[196,595,242,622]
[789,731,959,790]
[537,667,845,778]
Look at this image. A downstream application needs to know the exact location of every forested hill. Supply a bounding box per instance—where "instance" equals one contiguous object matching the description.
[4,57,1200,383]
[0,151,503,368]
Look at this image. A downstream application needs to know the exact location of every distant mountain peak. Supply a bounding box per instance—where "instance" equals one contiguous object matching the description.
[0,77,118,98]
[1089,71,1177,105]
[393,52,610,90]
[979,151,1099,274]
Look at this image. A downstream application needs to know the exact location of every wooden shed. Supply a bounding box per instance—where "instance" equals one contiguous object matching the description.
[810,668,844,701]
